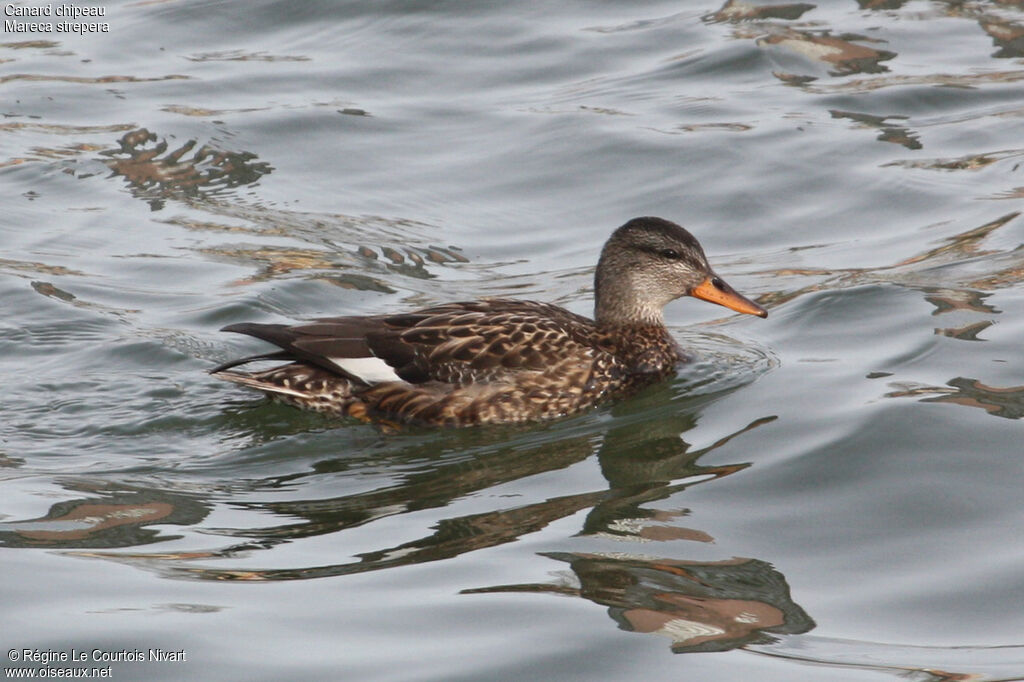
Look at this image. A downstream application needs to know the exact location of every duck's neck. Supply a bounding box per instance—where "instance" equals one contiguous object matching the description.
[594,274,667,328]
[595,303,665,328]
[594,268,683,369]
[594,307,682,371]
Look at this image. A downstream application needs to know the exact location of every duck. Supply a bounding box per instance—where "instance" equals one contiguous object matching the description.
[211,217,767,426]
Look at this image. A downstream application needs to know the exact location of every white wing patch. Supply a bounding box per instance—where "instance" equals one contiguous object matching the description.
[329,356,402,384]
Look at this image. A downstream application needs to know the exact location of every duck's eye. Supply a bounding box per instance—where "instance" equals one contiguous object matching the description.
[711,276,725,289]
[659,248,681,260]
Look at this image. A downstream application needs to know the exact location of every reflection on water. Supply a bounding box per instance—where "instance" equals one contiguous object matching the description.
[0,482,208,549]
[884,149,1024,173]
[66,394,775,585]
[934,319,993,341]
[91,127,470,292]
[922,288,998,316]
[982,14,1024,59]
[758,29,896,76]
[757,210,1024,426]
[759,212,1024,311]
[704,1,815,23]
[759,213,1023,384]
[706,0,897,77]
[101,128,273,211]
[467,554,813,654]
[830,110,922,151]
[886,376,1024,419]
[185,204,468,290]
[748,635,1024,682]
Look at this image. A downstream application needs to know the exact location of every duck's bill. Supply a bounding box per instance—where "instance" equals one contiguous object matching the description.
[691,275,768,318]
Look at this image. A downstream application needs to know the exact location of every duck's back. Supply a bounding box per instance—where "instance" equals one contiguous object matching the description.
[215,298,662,426]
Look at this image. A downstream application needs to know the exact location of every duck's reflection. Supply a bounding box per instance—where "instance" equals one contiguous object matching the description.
[466,553,814,654]
[0,481,209,549]
[63,392,777,583]
[192,414,763,582]
[9,409,812,658]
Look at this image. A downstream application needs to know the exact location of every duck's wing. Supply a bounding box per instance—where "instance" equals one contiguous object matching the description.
[215,299,598,386]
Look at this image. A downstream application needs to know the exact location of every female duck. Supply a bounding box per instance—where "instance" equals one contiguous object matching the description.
[211,217,766,426]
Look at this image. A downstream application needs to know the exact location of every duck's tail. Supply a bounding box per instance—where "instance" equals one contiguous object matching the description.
[212,363,362,417]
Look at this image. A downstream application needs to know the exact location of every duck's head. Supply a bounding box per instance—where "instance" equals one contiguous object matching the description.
[594,216,767,326]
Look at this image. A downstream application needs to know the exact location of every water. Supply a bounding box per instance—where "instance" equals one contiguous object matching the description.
[3,0,1024,680]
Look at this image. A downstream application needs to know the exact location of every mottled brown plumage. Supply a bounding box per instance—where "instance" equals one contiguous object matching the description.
[212,217,767,426]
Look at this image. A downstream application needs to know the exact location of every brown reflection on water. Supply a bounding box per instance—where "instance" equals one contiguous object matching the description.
[755,211,1023,311]
[29,280,141,317]
[101,128,273,211]
[704,0,814,23]
[886,377,1024,419]
[883,149,1024,172]
[856,0,909,9]
[713,6,898,77]
[892,213,1016,269]
[0,257,85,279]
[716,0,1024,93]
[933,320,993,341]
[0,122,134,169]
[756,29,896,76]
[830,110,921,150]
[803,68,1024,95]
[921,288,998,316]
[171,208,466,288]
[981,15,1024,58]
[923,288,998,340]
[184,50,310,64]
[0,452,26,469]
[64,404,776,584]
[0,481,209,549]
[198,242,463,289]
[0,73,188,86]
[465,553,814,654]
[87,128,470,288]
[757,212,1024,422]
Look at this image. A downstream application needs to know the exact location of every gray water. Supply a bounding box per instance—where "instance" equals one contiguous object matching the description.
[2,1,1024,680]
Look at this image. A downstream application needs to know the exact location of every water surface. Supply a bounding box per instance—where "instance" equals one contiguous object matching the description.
[2,0,1024,680]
